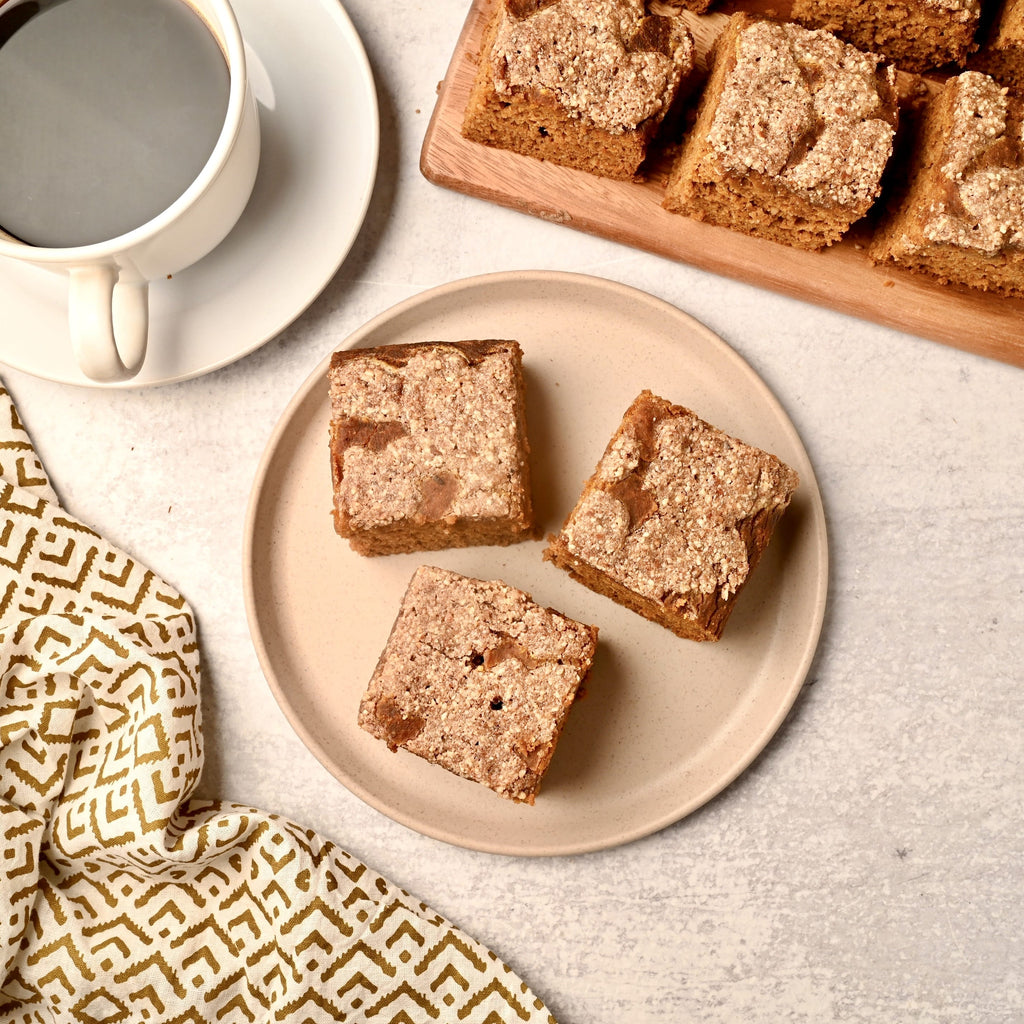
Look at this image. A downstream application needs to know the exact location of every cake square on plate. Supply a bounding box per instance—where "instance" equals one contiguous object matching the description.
[358,565,599,804]
[545,390,799,641]
[328,339,534,555]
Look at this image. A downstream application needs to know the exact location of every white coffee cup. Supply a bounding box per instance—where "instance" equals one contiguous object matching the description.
[0,0,260,383]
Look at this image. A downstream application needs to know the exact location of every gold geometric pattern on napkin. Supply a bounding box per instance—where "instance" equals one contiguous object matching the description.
[0,383,554,1023]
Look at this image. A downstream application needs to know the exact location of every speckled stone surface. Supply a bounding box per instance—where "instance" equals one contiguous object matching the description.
[1,2,1021,1021]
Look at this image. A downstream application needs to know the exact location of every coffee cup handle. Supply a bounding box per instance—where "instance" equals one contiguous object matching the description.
[68,266,148,383]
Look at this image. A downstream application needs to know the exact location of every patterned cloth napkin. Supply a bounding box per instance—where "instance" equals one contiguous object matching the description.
[0,382,553,1024]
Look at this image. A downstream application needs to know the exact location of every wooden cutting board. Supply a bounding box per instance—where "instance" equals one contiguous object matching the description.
[421,0,1024,370]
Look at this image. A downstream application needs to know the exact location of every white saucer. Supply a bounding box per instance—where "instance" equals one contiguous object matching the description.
[0,0,379,389]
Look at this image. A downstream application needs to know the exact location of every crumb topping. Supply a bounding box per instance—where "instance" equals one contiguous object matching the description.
[924,0,980,16]
[491,0,694,133]
[560,393,798,609]
[924,72,1024,254]
[330,343,526,529]
[707,19,896,209]
[359,566,597,802]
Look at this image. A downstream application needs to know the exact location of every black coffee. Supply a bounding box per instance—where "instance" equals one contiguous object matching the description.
[0,0,230,247]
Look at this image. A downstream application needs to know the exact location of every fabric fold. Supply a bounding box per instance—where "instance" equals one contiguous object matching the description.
[0,382,553,1024]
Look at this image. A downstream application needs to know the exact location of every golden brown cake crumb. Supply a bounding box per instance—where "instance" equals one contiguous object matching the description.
[462,0,694,180]
[358,565,599,803]
[545,391,799,641]
[971,0,1024,95]
[870,70,1024,296]
[791,0,982,73]
[329,340,534,556]
[662,15,898,250]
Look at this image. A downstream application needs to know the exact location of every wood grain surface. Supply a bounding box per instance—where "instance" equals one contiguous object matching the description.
[420,0,1024,370]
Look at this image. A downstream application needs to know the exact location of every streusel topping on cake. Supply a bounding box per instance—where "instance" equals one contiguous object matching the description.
[708,20,896,207]
[925,72,1024,254]
[923,0,980,17]
[491,0,693,133]
[330,345,522,529]
[359,566,596,803]
[560,400,799,606]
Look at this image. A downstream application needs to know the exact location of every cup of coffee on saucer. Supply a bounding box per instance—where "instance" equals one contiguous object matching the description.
[0,0,260,383]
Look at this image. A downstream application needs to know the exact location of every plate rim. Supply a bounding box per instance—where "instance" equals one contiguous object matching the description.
[242,269,830,856]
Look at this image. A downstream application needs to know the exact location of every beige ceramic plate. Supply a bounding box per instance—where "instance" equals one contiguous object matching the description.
[243,271,828,856]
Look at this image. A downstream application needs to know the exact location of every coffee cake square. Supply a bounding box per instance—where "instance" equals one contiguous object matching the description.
[972,0,1024,92]
[544,391,799,641]
[663,14,898,250]
[791,0,982,73]
[358,565,598,803]
[328,340,534,556]
[462,0,695,180]
[870,71,1024,297]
